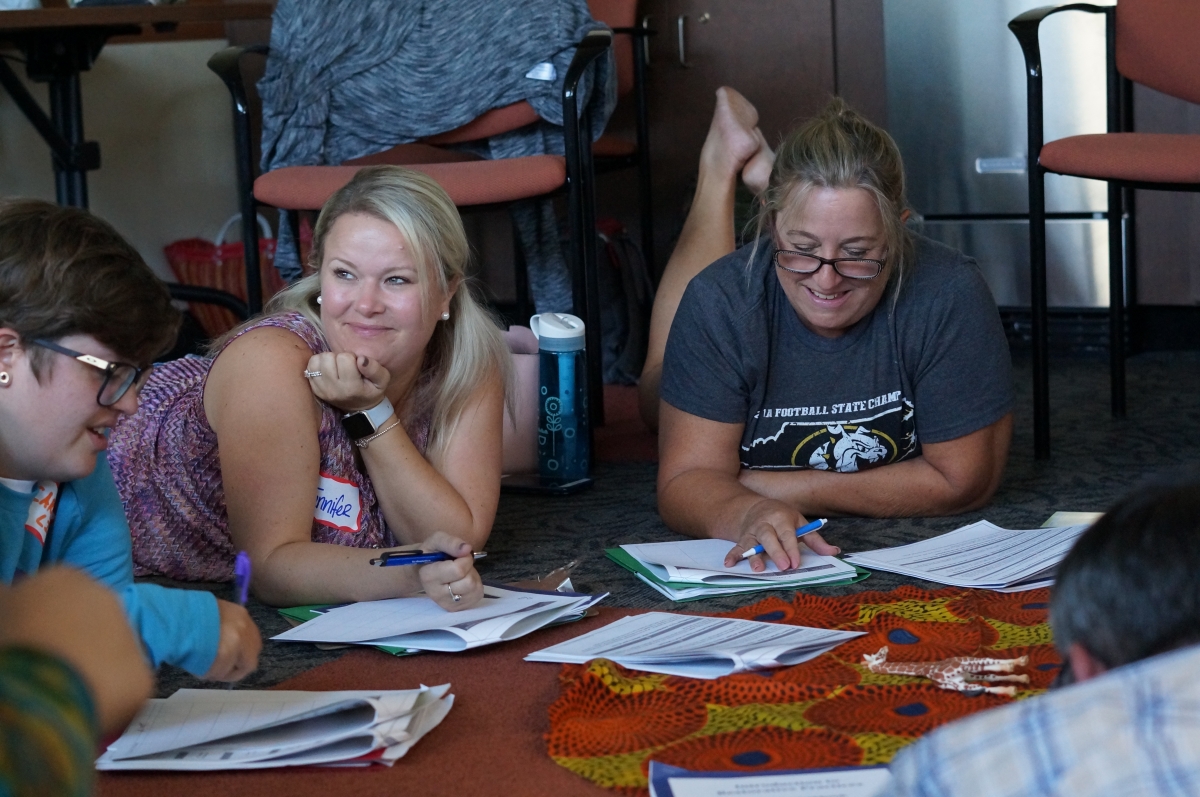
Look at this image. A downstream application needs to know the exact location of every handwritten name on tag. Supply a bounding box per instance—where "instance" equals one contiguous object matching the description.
[314,473,361,533]
[24,481,59,545]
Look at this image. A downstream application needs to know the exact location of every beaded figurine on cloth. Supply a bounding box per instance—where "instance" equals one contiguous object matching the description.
[862,646,1031,696]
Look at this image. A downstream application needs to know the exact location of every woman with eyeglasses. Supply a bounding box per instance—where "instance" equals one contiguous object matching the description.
[650,95,1014,571]
[0,200,261,682]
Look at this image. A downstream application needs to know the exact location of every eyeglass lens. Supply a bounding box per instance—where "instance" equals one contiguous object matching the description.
[775,251,881,279]
[98,364,140,406]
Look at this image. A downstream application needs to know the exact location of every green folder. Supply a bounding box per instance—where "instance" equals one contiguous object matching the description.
[277,605,417,657]
[604,548,870,603]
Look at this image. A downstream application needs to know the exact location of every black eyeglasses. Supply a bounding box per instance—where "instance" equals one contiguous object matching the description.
[31,339,145,407]
[773,250,886,280]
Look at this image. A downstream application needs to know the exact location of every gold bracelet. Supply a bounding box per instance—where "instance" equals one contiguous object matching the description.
[356,418,402,448]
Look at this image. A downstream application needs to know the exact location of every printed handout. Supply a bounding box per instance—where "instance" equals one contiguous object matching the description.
[97,686,452,770]
[526,612,863,679]
[844,520,1088,591]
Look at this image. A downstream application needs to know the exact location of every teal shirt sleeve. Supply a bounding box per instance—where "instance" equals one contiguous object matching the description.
[45,457,221,677]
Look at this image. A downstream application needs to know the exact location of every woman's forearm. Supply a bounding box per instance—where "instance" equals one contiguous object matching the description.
[361,434,481,545]
[739,416,1012,518]
[739,456,995,518]
[658,466,774,542]
[252,540,424,606]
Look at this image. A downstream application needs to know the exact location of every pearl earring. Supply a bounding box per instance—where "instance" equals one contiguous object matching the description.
[441,311,450,321]
[316,295,323,305]
[0,372,9,386]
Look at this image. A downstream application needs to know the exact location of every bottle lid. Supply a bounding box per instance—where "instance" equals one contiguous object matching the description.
[530,313,585,351]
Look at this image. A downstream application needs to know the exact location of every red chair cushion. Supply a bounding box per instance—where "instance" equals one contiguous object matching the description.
[589,0,637,98]
[254,155,567,210]
[1039,133,1200,184]
[1117,0,1200,106]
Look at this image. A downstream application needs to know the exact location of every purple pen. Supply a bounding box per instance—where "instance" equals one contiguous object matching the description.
[234,551,252,605]
[227,552,252,690]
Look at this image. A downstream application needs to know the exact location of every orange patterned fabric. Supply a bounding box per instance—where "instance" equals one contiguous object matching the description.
[546,586,1060,795]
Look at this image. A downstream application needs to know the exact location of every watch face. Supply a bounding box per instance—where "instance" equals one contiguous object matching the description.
[341,412,375,440]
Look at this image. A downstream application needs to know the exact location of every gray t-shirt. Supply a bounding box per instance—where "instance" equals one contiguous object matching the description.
[661,235,1012,472]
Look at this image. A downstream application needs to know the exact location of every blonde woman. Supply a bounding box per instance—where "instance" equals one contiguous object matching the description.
[652,95,1013,572]
[110,166,512,610]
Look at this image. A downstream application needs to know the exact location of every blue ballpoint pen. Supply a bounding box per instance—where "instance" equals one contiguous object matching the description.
[370,551,488,567]
[739,518,829,560]
[226,551,252,689]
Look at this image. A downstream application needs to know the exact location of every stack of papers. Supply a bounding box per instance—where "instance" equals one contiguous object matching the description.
[97,686,452,770]
[648,761,891,797]
[844,520,1090,592]
[273,585,606,651]
[526,611,864,679]
[607,539,865,601]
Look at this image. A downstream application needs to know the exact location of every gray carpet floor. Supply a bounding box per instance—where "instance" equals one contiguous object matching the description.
[153,351,1200,695]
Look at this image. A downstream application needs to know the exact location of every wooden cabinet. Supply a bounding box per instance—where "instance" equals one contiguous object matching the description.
[596,0,885,274]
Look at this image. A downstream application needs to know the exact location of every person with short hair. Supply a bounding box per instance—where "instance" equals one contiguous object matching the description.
[653,93,1013,571]
[110,165,512,610]
[882,475,1200,796]
[0,199,261,682]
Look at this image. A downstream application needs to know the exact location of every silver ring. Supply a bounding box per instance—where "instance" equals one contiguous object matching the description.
[447,583,462,603]
[303,370,322,379]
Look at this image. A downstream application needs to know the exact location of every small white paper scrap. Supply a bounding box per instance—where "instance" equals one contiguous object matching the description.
[525,62,557,81]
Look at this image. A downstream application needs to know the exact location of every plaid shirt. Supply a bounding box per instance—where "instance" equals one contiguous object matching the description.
[883,644,1200,797]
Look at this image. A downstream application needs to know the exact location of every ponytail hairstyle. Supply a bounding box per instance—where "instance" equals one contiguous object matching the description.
[253,166,514,459]
[750,98,913,298]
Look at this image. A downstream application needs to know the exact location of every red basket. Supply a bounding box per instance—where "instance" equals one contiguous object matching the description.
[165,214,286,339]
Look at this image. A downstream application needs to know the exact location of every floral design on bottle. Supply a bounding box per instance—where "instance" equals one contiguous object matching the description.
[542,394,562,467]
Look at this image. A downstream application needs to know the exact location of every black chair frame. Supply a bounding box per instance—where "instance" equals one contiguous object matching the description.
[208,31,613,430]
[596,23,657,282]
[1010,3,1199,459]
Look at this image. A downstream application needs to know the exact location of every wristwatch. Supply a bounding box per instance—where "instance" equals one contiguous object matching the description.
[341,397,395,441]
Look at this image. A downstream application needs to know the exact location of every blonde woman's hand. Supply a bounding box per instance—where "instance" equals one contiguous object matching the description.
[305,352,390,413]
[416,532,485,611]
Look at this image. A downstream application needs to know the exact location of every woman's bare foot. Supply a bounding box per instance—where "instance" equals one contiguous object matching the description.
[700,87,764,180]
[742,128,775,195]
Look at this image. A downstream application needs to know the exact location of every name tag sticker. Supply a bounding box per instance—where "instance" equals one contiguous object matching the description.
[314,473,361,533]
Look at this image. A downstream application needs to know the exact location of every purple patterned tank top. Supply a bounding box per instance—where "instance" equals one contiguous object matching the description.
[109,312,430,582]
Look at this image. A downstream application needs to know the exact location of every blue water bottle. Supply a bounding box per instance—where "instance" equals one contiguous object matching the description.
[530,312,590,484]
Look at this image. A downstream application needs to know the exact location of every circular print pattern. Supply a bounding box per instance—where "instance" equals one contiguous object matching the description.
[803,683,1007,736]
[834,615,998,662]
[546,678,706,756]
[651,726,862,773]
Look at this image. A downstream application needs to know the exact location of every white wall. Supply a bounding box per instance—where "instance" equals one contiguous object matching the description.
[0,39,240,280]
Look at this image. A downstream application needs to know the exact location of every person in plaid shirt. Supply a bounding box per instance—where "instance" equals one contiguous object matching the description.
[884,475,1200,797]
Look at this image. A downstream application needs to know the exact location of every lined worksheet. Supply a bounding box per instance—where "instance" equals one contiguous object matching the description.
[98,686,451,770]
[621,538,854,579]
[526,612,863,678]
[844,521,1089,589]
[273,585,598,645]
